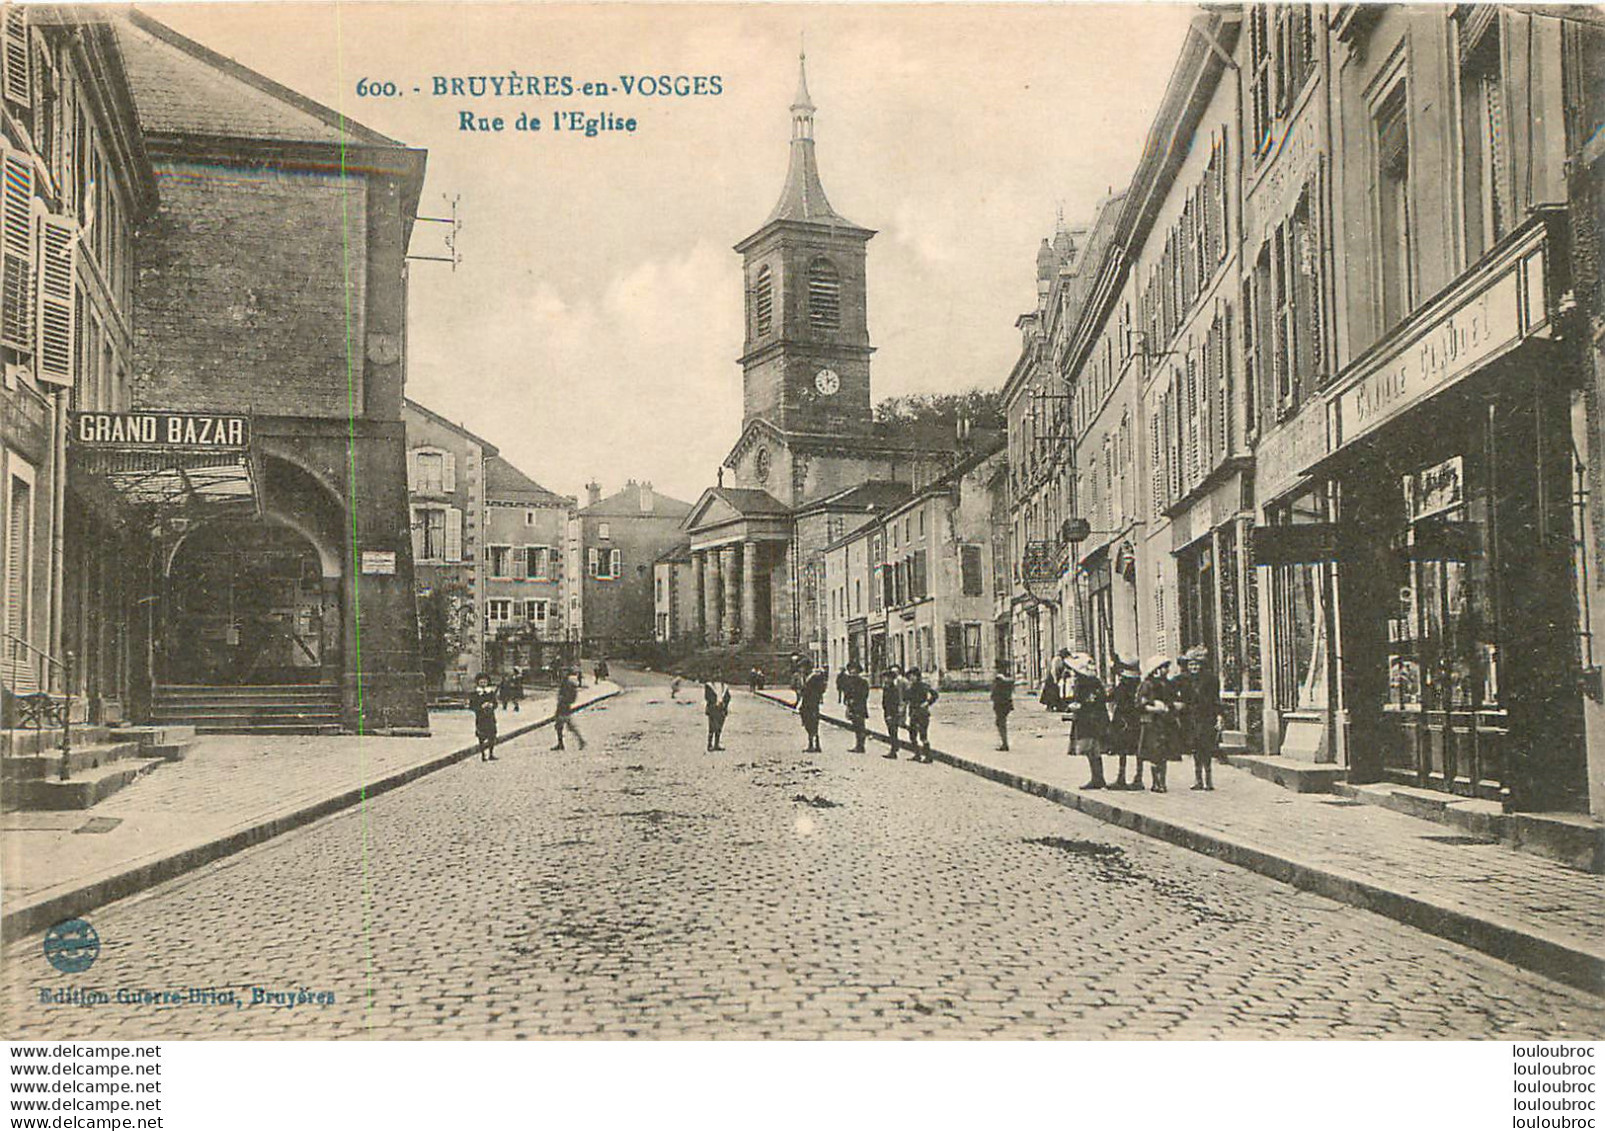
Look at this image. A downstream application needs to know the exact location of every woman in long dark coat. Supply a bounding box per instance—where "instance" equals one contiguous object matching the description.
[1136,655,1182,792]
[1064,652,1108,789]
[1107,658,1144,789]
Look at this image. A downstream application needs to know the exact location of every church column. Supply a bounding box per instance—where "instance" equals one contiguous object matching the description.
[707,549,724,645]
[720,544,740,645]
[742,540,760,644]
[694,550,710,644]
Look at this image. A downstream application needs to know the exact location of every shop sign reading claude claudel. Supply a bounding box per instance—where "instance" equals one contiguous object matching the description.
[71,411,250,449]
[1328,258,1527,449]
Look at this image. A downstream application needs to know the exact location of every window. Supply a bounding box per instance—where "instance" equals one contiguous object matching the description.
[961,544,984,596]
[598,522,611,541]
[415,451,444,495]
[754,264,773,336]
[589,547,621,580]
[525,599,549,624]
[1248,5,1273,153]
[1458,7,1506,263]
[487,599,512,623]
[412,507,458,562]
[524,545,551,580]
[525,510,536,526]
[1375,83,1413,332]
[489,545,513,578]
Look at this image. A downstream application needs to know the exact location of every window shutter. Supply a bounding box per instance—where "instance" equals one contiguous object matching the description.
[2,9,29,109]
[35,212,73,385]
[444,507,462,562]
[410,507,424,561]
[961,544,983,597]
[0,145,32,353]
[406,452,420,493]
[588,547,599,577]
[610,548,621,577]
[442,451,457,494]
[512,546,526,578]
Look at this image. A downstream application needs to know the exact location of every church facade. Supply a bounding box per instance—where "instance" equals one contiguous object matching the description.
[681,54,962,664]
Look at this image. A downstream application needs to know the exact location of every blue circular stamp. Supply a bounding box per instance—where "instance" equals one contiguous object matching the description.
[43,919,100,974]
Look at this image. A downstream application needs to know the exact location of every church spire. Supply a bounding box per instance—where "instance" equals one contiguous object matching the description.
[791,43,815,138]
[762,42,856,228]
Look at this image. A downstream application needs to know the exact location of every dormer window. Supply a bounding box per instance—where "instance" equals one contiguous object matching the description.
[808,258,840,330]
[754,265,773,336]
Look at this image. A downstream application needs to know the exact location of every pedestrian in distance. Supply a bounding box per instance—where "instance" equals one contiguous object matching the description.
[799,666,829,752]
[880,665,905,759]
[703,674,732,752]
[497,671,515,711]
[1107,657,1145,789]
[748,666,764,692]
[1181,646,1222,791]
[1136,655,1181,792]
[670,675,683,700]
[509,667,524,712]
[552,667,587,751]
[469,673,499,761]
[840,660,871,752]
[1064,651,1108,789]
[991,660,1015,751]
[904,667,939,763]
[1040,648,1070,712]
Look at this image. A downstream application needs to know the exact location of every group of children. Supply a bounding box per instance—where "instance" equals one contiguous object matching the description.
[997,647,1222,792]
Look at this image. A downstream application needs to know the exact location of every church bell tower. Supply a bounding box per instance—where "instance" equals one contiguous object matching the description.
[734,50,875,437]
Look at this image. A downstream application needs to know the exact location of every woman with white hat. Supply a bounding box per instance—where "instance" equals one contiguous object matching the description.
[1064,651,1108,790]
[1136,655,1182,792]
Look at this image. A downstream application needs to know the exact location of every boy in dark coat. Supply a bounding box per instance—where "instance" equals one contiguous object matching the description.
[880,666,905,759]
[990,662,1015,751]
[904,668,940,763]
[1181,646,1222,790]
[703,675,732,751]
[552,668,587,751]
[1107,658,1144,789]
[799,667,829,752]
[840,661,871,752]
[469,673,499,761]
[1064,652,1108,789]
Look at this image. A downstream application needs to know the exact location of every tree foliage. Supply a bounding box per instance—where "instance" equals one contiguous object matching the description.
[873,388,1005,432]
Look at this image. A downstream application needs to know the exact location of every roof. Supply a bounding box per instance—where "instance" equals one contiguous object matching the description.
[723,417,964,471]
[705,487,790,518]
[404,399,499,455]
[117,11,405,149]
[484,456,572,508]
[822,515,883,555]
[656,541,693,565]
[795,480,913,518]
[578,482,694,519]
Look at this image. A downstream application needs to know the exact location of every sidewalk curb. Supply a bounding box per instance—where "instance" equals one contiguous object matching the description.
[754,690,1604,997]
[2,689,622,945]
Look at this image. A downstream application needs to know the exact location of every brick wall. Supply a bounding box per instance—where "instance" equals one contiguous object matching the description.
[133,161,366,418]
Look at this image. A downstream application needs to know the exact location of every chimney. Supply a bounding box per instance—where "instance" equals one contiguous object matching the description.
[585,480,601,506]
[640,481,654,514]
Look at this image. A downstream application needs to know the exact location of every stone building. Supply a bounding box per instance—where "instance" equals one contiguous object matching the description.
[573,479,692,660]
[403,399,494,697]
[822,442,1005,689]
[483,455,573,679]
[115,12,426,731]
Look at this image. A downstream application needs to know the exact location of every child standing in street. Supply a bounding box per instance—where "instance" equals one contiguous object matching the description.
[470,673,499,762]
[703,675,731,751]
[552,667,587,751]
[904,667,939,763]
[991,661,1015,751]
[880,666,905,759]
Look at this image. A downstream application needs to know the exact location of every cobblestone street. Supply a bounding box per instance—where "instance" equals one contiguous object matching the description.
[5,681,1603,1039]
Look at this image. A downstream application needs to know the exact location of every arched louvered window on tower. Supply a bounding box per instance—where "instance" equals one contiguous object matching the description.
[808,258,841,331]
[753,265,773,336]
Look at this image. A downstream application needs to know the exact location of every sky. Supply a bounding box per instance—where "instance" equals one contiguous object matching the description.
[150,2,1197,505]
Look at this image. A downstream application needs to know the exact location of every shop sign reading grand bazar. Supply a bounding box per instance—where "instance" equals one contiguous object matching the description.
[72,411,250,449]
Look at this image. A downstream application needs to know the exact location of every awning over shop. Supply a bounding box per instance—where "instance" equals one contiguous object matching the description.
[68,411,259,527]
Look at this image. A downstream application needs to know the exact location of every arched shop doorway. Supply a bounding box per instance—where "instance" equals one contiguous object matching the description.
[159,516,340,686]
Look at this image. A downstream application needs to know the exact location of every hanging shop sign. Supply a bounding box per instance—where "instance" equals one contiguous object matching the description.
[71,411,250,450]
[1021,540,1063,584]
